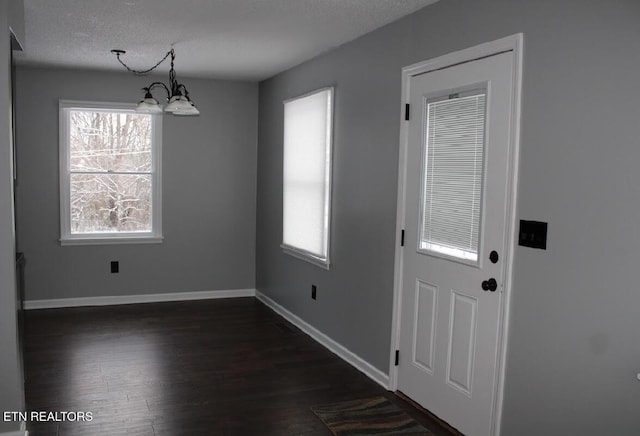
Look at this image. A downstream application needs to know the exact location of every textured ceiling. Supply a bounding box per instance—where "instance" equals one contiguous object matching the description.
[14,0,439,81]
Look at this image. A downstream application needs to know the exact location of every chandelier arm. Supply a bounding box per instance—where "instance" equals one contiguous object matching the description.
[146,81,171,99]
[114,49,174,76]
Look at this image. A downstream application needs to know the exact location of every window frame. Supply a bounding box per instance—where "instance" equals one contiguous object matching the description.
[417,87,487,266]
[58,100,163,246]
[281,87,334,269]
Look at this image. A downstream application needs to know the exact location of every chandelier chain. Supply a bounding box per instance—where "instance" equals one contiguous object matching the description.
[114,49,174,76]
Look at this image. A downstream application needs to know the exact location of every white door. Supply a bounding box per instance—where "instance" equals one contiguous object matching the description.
[397,51,515,435]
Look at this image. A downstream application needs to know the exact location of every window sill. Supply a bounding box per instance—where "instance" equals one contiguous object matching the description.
[60,236,164,246]
[281,245,330,270]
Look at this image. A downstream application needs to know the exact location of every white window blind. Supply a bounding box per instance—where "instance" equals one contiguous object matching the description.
[420,92,486,261]
[282,88,333,267]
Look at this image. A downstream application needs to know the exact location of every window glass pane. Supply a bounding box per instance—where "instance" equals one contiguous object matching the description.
[420,92,486,261]
[69,110,152,173]
[283,89,332,261]
[70,174,152,234]
[60,101,161,243]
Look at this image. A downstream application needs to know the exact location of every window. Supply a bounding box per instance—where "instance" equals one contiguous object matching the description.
[282,88,334,268]
[59,101,162,245]
[419,90,487,262]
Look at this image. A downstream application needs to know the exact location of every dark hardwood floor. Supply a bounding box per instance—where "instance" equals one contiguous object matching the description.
[24,297,459,435]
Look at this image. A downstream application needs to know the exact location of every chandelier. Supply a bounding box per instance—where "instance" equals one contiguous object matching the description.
[111,48,200,116]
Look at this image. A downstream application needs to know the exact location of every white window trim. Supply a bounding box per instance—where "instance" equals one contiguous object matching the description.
[281,87,334,269]
[59,100,163,246]
[281,245,331,270]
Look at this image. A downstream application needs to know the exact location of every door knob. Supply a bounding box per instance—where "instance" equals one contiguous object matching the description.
[482,278,498,292]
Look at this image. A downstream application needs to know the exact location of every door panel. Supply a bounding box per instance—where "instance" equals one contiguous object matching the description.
[397,51,514,436]
[413,280,437,374]
[447,290,477,397]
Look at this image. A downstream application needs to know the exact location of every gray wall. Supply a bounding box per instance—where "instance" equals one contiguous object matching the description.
[256,0,640,434]
[8,0,24,47]
[0,1,25,432]
[15,67,258,301]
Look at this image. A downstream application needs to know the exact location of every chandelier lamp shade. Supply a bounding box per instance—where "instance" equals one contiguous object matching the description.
[111,48,200,116]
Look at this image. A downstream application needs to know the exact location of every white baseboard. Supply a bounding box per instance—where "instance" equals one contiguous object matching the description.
[24,288,256,310]
[255,290,390,389]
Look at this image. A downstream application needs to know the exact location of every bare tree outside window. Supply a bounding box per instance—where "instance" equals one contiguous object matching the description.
[59,101,162,245]
[68,110,153,234]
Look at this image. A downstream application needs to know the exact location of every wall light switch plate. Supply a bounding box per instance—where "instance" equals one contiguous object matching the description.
[518,220,547,250]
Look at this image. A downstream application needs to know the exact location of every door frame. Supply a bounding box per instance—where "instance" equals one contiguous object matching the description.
[388,33,524,436]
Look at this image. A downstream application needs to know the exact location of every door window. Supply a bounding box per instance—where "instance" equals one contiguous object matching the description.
[419,89,487,262]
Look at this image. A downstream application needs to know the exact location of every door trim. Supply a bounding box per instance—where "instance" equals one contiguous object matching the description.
[389,33,524,436]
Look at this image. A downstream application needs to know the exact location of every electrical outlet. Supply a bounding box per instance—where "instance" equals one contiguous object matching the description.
[311,285,317,300]
[110,261,119,273]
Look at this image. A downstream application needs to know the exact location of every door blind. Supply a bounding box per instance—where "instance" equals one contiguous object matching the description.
[420,92,486,261]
